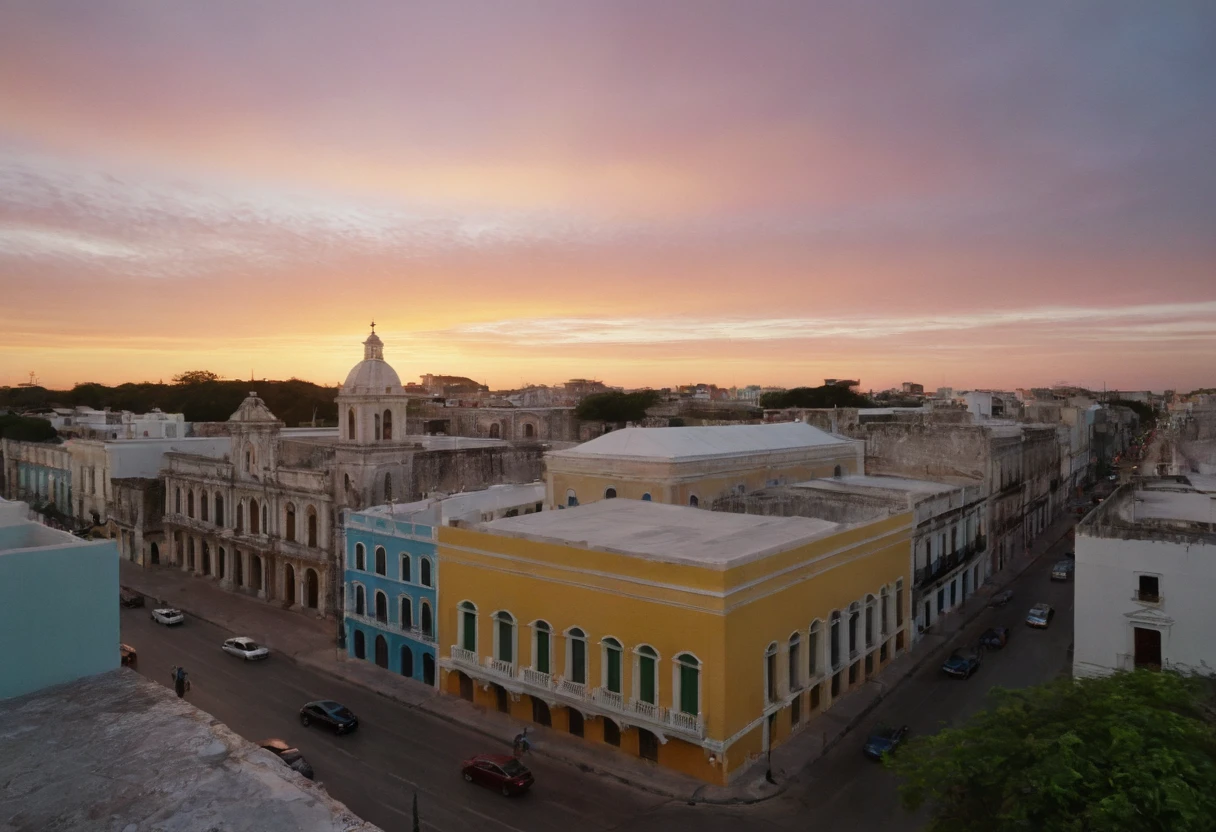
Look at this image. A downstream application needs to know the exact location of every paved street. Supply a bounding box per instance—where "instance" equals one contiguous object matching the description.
[123,522,1075,832]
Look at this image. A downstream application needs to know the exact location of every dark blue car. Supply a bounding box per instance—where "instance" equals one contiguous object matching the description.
[300,700,359,734]
[941,649,982,679]
[863,725,910,760]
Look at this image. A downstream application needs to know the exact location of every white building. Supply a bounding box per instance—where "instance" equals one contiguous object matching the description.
[1073,475,1216,677]
[50,406,189,439]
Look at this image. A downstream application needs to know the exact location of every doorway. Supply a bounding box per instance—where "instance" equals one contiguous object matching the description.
[459,672,474,701]
[354,629,366,659]
[568,710,584,737]
[401,645,414,677]
[284,563,296,606]
[375,635,388,669]
[638,729,659,762]
[531,697,551,726]
[1134,627,1162,668]
[423,653,435,686]
[150,542,160,565]
[306,569,319,609]
[603,720,621,747]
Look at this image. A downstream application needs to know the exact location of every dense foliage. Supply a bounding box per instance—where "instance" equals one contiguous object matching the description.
[759,385,875,409]
[0,377,340,425]
[0,414,58,441]
[887,670,1216,832]
[574,390,661,423]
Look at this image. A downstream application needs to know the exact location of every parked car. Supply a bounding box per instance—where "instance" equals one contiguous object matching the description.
[1051,560,1075,581]
[989,589,1014,608]
[1026,603,1055,629]
[461,753,534,796]
[941,648,982,679]
[120,643,137,667]
[222,637,270,661]
[150,608,184,626]
[863,725,910,760]
[259,738,315,780]
[119,588,144,608]
[300,700,359,734]
[979,626,1009,650]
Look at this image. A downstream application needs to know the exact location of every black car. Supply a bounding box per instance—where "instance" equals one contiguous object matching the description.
[941,648,982,679]
[300,700,359,734]
[119,588,145,608]
[978,627,1009,650]
[863,725,910,760]
[259,738,315,780]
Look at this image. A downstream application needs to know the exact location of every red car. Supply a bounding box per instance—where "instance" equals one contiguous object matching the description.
[461,754,534,796]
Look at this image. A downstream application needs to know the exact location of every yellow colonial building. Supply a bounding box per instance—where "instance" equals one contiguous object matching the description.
[437,498,911,784]
[544,422,863,510]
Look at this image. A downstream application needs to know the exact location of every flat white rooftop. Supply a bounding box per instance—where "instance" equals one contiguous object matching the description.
[551,422,854,462]
[481,499,842,567]
[1118,480,1216,526]
[789,474,958,497]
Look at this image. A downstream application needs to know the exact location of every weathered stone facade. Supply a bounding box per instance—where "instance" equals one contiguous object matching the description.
[407,403,583,442]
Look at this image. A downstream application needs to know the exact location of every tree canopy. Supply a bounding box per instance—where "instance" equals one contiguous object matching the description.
[172,370,220,385]
[574,390,660,423]
[887,670,1216,832]
[759,385,874,409]
[0,414,58,442]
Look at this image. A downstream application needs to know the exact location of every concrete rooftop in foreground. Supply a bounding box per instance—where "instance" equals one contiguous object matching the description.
[481,498,842,567]
[789,474,959,497]
[0,670,380,832]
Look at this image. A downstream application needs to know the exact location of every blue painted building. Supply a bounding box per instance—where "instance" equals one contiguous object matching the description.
[343,507,438,685]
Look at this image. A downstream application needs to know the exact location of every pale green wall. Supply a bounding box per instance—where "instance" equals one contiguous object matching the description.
[0,538,120,700]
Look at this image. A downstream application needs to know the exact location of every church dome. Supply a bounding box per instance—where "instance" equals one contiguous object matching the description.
[341,327,405,396]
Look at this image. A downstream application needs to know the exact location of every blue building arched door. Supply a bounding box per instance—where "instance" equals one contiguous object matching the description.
[401,645,414,677]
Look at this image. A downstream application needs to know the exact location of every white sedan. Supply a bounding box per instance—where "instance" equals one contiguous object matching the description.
[222,637,269,660]
[151,608,184,626]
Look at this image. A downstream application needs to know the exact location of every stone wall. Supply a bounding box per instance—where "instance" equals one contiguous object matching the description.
[405,446,545,501]
[861,423,991,483]
[713,488,897,524]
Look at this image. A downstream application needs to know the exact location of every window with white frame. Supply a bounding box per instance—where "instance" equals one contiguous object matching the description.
[808,620,822,678]
[420,557,433,587]
[830,611,842,669]
[493,611,516,663]
[421,600,433,637]
[765,642,779,703]
[601,637,623,693]
[353,584,365,616]
[788,632,802,691]
[532,620,553,674]
[880,587,890,636]
[865,594,876,648]
[375,546,387,576]
[674,653,700,716]
[566,627,587,685]
[400,596,413,630]
[355,542,365,571]
[400,554,411,582]
[458,601,477,652]
[634,645,658,704]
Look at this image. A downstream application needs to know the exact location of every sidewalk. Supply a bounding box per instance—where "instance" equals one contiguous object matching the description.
[117,509,1078,806]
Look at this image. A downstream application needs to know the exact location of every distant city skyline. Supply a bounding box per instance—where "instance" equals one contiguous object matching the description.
[2,2,1214,392]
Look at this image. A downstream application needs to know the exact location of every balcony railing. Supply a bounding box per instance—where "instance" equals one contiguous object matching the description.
[346,611,436,643]
[1135,590,1162,604]
[442,646,704,739]
[915,540,987,590]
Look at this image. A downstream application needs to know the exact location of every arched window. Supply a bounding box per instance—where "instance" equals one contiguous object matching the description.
[641,493,652,502]
[459,601,477,652]
[214,493,224,527]
[635,645,658,704]
[262,503,268,533]
[383,409,392,441]
[566,627,587,685]
[533,620,553,674]
[602,637,623,693]
[200,493,209,522]
[353,629,365,659]
[375,546,386,576]
[347,408,356,441]
[489,423,501,439]
[419,557,432,587]
[187,490,194,518]
[175,488,181,514]
[675,653,700,716]
[865,594,877,647]
[236,502,244,532]
[809,620,822,677]
[765,642,779,703]
[788,632,802,691]
[604,487,617,499]
[344,473,351,491]
[895,579,905,627]
[566,489,578,508]
[400,554,411,582]
[689,495,699,508]
[284,503,296,542]
[494,611,516,664]
[830,611,842,669]
[384,472,393,501]
[880,587,890,636]
[354,584,365,616]
[524,423,535,438]
[375,590,387,623]
[355,542,365,571]
[421,601,433,638]
[400,596,413,630]
[834,465,843,478]
[250,498,260,534]
[848,601,861,656]
[374,412,382,441]
[401,645,414,678]
[307,506,317,547]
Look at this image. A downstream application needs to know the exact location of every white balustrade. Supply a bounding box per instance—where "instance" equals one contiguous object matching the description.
[449,645,479,667]
[520,667,553,688]
[485,657,517,679]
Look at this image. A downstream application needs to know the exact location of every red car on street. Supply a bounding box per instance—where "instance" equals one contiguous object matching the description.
[461,754,534,796]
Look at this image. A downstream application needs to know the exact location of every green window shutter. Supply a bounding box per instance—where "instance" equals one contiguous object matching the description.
[607,649,621,693]
[639,656,656,703]
[462,612,476,651]
[572,640,586,684]
[679,664,699,715]
[498,621,513,662]
[537,633,550,674]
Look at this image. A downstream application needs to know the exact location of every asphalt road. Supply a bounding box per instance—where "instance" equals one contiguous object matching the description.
[122,523,1075,832]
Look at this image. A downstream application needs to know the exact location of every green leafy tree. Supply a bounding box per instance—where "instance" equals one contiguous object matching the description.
[887,670,1216,832]
[575,390,660,423]
[172,370,220,385]
[759,385,874,409]
[0,414,58,441]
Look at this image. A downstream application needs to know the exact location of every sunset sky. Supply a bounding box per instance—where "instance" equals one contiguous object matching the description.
[1,1,1214,393]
